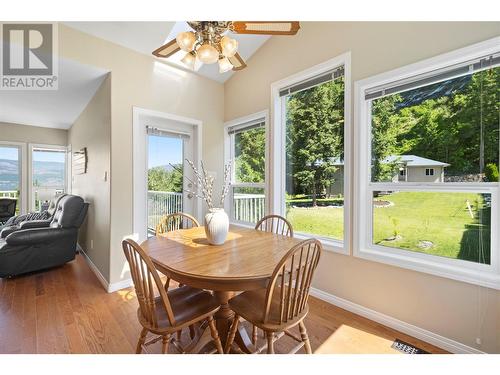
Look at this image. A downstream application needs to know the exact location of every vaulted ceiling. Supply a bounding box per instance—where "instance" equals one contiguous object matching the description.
[64,22,270,83]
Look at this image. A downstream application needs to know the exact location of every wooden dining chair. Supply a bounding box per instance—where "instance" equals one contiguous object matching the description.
[122,239,223,354]
[156,212,200,235]
[225,238,322,354]
[255,214,294,237]
[250,214,294,344]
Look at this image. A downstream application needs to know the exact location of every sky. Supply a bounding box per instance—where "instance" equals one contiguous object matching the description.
[33,150,66,163]
[148,135,183,168]
[0,146,19,161]
[0,147,66,163]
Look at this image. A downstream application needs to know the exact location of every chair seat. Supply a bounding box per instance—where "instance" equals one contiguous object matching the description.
[229,288,308,331]
[138,285,220,333]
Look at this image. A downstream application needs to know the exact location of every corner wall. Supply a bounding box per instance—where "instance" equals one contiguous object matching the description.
[68,75,111,281]
[224,22,500,353]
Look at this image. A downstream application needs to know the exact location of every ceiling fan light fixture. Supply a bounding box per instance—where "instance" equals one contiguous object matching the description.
[220,35,238,57]
[176,31,196,52]
[197,43,219,64]
[218,57,233,73]
[181,51,197,70]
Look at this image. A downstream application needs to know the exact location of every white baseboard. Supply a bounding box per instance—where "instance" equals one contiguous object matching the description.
[107,278,133,293]
[79,249,133,293]
[79,249,109,291]
[309,287,484,354]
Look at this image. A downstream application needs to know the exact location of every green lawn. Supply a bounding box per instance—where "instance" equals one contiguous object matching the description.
[286,191,490,264]
[373,191,490,263]
[287,205,344,240]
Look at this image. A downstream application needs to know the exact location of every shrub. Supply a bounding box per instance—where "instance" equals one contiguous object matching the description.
[485,163,499,182]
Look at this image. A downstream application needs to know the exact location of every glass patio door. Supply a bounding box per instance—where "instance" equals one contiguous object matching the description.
[146,127,193,236]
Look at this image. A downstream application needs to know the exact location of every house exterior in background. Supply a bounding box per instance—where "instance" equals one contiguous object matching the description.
[383,155,450,183]
[327,155,450,196]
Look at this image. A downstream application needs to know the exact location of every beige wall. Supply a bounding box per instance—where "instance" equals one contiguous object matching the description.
[58,24,225,287]
[0,121,67,146]
[225,22,500,353]
[68,75,111,281]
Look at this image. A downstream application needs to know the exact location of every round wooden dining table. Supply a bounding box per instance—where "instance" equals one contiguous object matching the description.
[141,224,302,353]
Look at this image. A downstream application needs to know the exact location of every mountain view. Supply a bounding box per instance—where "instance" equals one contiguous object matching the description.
[0,159,65,191]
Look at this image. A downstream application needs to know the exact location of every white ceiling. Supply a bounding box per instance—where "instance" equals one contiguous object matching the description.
[64,22,270,83]
[0,58,109,129]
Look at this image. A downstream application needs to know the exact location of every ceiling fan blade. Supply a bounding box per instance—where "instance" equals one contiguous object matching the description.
[231,21,300,35]
[228,53,247,71]
[152,39,181,58]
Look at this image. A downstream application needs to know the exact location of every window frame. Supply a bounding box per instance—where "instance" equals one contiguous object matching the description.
[354,37,500,289]
[224,110,269,226]
[271,52,352,255]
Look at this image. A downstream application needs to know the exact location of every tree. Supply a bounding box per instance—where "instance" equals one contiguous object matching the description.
[286,78,344,206]
[371,94,405,182]
[234,127,265,183]
[147,165,182,192]
[371,66,499,180]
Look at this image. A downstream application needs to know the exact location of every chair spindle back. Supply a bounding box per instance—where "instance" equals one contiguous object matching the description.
[263,239,321,324]
[122,239,176,328]
[255,214,294,237]
[156,212,200,235]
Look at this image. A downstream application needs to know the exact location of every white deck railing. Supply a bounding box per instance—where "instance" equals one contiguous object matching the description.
[0,190,18,199]
[147,190,183,233]
[233,193,265,224]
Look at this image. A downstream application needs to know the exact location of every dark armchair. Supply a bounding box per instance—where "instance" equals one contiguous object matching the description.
[0,194,88,278]
[0,194,66,238]
[0,198,17,225]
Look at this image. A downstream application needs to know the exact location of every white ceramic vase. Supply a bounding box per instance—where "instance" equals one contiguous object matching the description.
[204,208,229,245]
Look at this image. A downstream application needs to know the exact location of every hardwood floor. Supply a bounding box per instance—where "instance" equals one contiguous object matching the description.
[0,255,447,354]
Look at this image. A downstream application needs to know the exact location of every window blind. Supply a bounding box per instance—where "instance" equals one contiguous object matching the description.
[365,53,500,101]
[146,126,190,139]
[227,119,265,135]
[279,65,344,97]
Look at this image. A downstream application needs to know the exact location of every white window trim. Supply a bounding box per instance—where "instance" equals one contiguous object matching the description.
[0,140,27,214]
[271,52,352,255]
[224,110,269,225]
[354,37,500,289]
[28,143,69,212]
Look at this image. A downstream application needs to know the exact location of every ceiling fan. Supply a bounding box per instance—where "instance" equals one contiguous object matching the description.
[153,21,300,73]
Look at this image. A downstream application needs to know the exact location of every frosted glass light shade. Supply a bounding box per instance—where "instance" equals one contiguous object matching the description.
[181,52,196,69]
[220,36,238,57]
[218,57,233,73]
[176,31,196,52]
[197,43,219,64]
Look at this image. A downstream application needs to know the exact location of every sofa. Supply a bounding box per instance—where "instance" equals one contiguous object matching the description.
[0,193,66,236]
[0,194,88,277]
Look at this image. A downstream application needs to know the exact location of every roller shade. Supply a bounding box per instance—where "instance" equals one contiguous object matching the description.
[146,126,190,139]
[228,119,265,135]
[279,65,345,97]
[365,54,500,101]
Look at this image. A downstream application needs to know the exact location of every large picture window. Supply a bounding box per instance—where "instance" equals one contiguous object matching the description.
[356,39,500,288]
[272,53,351,252]
[225,112,267,224]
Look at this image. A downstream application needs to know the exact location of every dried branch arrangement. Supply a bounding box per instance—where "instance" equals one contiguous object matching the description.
[172,159,232,210]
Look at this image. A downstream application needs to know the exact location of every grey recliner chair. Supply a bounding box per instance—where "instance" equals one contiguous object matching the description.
[0,194,89,278]
[0,193,66,238]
